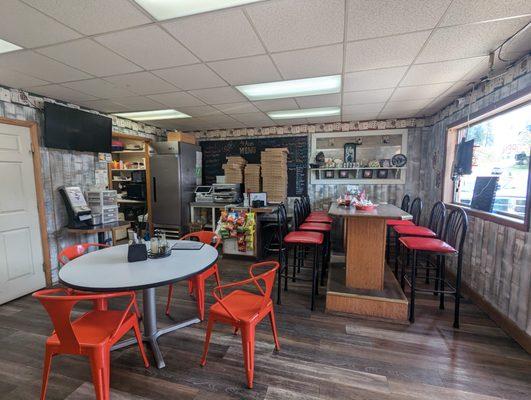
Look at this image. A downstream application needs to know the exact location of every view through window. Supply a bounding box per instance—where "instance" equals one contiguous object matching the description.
[454,102,531,219]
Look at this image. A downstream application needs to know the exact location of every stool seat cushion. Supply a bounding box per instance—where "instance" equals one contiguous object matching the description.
[399,236,456,253]
[394,225,436,237]
[299,222,332,232]
[386,219,414,227]
[309,211,328,216]
[305,215,333,224]
[285,231,324,245]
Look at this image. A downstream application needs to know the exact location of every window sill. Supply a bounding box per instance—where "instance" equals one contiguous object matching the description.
[445,203,529,231]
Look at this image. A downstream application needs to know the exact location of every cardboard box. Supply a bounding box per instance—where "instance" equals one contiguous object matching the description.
[167,131,196,144]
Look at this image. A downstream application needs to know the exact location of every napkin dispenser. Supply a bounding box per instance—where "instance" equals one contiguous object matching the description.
[128,237,147,262]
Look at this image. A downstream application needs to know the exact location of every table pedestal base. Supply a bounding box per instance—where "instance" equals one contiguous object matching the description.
[326,261,408,321]
[111,287,200,369]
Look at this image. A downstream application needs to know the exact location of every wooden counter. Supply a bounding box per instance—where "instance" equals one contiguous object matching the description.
[326,203,411,321]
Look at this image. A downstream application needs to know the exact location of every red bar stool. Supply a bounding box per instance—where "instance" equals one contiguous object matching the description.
[165,231,221,320]
[393,197,422,275]
[200,261,280,389]
[301,195,333,223]
[398,207,468,327]
[293,198,331,286]
[385,195,410,262]
[33,289,149,400]
[275,203,324,310]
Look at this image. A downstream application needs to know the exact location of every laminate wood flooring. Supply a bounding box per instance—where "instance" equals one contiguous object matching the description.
[0,257,529,399]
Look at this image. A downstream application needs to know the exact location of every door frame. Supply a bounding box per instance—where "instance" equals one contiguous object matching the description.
[0,117,51,286]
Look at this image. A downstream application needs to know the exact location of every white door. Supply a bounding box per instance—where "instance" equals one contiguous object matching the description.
[0,122,46,304]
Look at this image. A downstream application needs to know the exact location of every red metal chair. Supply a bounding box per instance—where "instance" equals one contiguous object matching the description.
[58,243,109,266]
[165,231,221,320]
[392,197,422,273]
[200,261,280,389]
[33,288,149,400]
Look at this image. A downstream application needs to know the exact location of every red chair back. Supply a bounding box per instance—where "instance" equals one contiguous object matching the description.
[181,231,221,249]
[249,261,279,308]
[58,243,109,266]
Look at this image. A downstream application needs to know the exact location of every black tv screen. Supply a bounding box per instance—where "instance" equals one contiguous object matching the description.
[44,102,112,153]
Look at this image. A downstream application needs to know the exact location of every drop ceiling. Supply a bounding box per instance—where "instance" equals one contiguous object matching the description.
[0,0,529,131]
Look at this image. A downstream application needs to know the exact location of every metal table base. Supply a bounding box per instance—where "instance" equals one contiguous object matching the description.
[111,287,200,369]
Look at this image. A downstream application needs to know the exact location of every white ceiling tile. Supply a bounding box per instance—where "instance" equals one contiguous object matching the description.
[177,105,222,117]
[252,98,299,112]
[272,118,309,125]
[37,39,142,77]
[208,55,281,85]
[196,114,243,127]
[346,0,449,41]
[343,66,408,91]
[188,86,245,104]
[390,82,454,101]
[345,31,430,72]
[247,0,344,52]
[144,118,186,130]
[416,17,531,63]
[342,88,394,105]
[342,113,380,121]
[271,44,343,79]
[381,99,434,114]
[213,102,259,114]
[342,103,385,117]
[497,23,531,57]
[0,67,49,88]
[233,112,274,126]
[310,116,340,123]
[76,99,130,113]
[0,0,81,48]
[163,9,265,61]
[103,72,178,95]
[440,0,531,27]
[63,78,135,98]
[146,92,205,108]
[379,109,421,119]
[22,0,152,35]
[295,94,341,108]
[108,96,165,112]
[152,64,227,90]
[0,51,91,82]
[29,84,98,102]
[401,57,485,86]
[94,25,199,70]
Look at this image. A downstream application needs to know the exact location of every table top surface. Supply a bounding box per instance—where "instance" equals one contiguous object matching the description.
[328,203,412,220]
[58,241,219,291]
[67,221,131,234]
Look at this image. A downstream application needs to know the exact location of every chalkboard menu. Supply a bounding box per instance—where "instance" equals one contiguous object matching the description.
[200,135,308,196]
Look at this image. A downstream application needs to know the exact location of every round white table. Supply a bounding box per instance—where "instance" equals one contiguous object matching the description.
[58,241,218,369]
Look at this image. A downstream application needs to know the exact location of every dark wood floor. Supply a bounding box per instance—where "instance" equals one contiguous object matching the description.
[0,256,530,399]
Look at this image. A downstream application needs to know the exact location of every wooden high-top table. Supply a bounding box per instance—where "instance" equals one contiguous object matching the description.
[326,203,412,320]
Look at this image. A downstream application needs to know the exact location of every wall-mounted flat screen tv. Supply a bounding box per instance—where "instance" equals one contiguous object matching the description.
[44,102,112,153]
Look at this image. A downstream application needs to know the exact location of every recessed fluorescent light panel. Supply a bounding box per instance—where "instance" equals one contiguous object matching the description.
[134,0,264,20]
[236,75,342,101]
[268,107,341,120]
[0,38,22,54]
[114,109,191,121]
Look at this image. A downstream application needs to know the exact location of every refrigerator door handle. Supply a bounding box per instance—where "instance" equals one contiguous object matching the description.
[152,177,157,202]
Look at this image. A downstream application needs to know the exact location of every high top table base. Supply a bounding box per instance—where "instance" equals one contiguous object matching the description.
[111,288,200,369]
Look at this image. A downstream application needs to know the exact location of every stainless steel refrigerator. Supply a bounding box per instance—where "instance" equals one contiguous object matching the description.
[150,141,201,234]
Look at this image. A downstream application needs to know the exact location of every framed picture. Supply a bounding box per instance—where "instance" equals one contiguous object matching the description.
[339,170,349,178]
[344,143,357,163]
[377,169,388,179]
[249,192,267,206]
[324,170,335,179]
[362,169,373,179]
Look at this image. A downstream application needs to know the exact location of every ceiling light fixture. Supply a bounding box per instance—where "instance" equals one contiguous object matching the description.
[268,107,341,120]
[114,109,191,121]
[134,0,264,21]
[236,75,341,101]
[0,38,22,54]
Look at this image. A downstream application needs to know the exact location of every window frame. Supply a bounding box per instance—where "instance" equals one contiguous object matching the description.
[442,88,531,232]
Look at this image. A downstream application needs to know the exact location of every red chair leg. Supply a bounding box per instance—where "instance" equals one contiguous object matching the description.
[269,308,280,351]
[200,317,215,366]
[213,265,222,297]
[89,352,107,400]
[241,325,256,389]
[165,284,174,316]
[40,347,53,400]
[132,320,150,368]
[195,276,206,321]
[188,279,194,296]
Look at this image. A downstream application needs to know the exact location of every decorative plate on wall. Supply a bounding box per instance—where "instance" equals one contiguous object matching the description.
[391,154,407,167]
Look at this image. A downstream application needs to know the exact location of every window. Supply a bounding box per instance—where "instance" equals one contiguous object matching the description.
[444,97,531,231]
[453,102,530,219]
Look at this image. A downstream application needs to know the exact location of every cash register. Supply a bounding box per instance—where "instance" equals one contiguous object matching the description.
[194,186,214,202]
[59,186,94,228]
